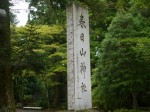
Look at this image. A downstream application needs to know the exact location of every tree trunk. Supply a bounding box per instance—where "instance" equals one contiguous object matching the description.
[131,84,137,109]
[0,0,16,111]
[53,74,59,107]
[53,85,59,107]
[46,86,51,108]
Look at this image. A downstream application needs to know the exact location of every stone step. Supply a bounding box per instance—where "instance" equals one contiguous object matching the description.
[23,107,43,110]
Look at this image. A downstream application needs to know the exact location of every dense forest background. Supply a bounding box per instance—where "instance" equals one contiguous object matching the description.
[0,0,150,111]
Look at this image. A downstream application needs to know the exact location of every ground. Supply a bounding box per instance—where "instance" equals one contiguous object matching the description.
[17,109,65,112]
[17,109,99,112]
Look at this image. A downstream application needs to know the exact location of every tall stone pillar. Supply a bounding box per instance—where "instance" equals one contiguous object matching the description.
[67,2,92,111]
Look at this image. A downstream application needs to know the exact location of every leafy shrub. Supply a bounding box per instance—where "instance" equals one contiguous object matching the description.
[114,109,150,112]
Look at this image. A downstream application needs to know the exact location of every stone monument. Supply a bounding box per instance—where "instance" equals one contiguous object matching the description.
[67,2,92,111]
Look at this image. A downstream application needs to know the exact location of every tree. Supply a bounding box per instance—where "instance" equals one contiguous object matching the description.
[0,0,16,111]
[11,24,45,107]
[35,25,67,108]
[93,38,150,110]
[93,0,150,110]
[11,25,67,108]
[28,0,67,25]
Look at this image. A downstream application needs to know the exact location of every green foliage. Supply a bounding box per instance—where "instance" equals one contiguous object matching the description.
[93,37,150,110]
[10,0,150,110]
[129,0,150,17]
[12,24,67,108]
[106,12,150,38]
[93,1,150,109]
[11,25,45,73]
[29,0,67,25]
[114,108,150,112]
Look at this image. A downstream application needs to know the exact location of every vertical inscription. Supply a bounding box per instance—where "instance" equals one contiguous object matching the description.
[80,33,84,42]
[80,48,86,57]
[79,14,86,28]
[67,2,92,111]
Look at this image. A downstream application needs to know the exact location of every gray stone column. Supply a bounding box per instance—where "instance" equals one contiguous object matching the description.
[67,2,92,111]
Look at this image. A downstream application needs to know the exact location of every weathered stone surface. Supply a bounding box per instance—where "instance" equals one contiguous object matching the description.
[67,2,92,111]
